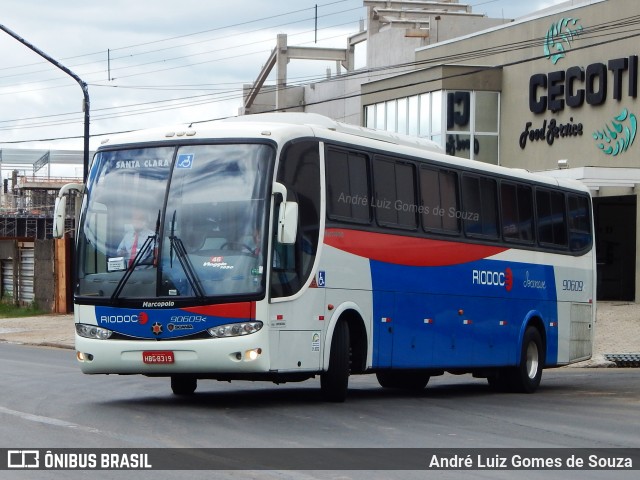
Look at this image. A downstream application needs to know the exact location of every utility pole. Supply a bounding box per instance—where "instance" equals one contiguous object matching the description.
[0,24,90,182]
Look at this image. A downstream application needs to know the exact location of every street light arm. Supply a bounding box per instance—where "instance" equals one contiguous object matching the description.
[0,23,90,182]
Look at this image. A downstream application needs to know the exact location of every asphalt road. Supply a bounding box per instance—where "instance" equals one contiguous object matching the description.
[0,343,639,480]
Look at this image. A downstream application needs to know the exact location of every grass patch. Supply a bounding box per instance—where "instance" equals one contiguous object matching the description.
[0,302,47,318]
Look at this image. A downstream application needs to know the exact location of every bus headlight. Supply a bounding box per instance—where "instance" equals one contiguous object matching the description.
[76,324,113,340]
[207,321,263,338]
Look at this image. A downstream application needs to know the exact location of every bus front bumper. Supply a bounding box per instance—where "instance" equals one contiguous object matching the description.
[75,331,270,375]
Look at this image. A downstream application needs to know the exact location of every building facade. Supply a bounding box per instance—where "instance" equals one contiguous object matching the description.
[245,0,640,302]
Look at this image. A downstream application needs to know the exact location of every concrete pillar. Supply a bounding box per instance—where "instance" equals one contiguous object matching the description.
[276,34,288,111]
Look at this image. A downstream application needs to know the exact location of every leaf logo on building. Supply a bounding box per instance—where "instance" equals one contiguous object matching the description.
[544,18,583,64]
[593,109,637,156]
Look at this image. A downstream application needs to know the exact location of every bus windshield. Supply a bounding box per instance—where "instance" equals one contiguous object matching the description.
[77,143,274,302]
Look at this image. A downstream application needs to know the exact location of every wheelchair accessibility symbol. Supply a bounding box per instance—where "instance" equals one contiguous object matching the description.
[177,153,194,169]
[317,271,326,287]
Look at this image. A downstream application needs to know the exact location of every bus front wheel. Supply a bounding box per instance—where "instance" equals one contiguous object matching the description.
[171,376,197,395]
[320,320,350,402]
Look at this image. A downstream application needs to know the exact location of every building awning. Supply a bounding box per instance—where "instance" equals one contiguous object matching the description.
[536,166,640,196]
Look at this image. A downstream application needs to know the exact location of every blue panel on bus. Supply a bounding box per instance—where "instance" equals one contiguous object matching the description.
[94,306,251,340]
[369,259,559,369]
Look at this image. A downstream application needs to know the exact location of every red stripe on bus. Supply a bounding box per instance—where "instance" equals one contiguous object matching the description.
[324,228,507,266]
[183,302,255,319]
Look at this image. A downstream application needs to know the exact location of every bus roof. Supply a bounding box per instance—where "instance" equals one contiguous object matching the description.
[97,112,589,195]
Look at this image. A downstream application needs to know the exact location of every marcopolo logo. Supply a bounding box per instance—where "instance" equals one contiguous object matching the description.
[472,267,513,291]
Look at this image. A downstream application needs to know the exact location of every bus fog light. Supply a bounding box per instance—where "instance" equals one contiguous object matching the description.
[245,348,262,361]
[76,351,94,362]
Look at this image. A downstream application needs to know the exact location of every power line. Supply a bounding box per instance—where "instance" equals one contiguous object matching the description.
[3,13,639,143]
[0,2,362,85]
[0,21,366,126]
[0,11,362,94]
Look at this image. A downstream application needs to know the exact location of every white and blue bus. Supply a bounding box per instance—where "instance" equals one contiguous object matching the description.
[54,113,595,401]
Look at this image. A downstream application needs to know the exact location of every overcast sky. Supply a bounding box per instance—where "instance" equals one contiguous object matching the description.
[0,0,566,155]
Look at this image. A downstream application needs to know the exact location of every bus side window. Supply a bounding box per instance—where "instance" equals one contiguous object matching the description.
[461,174,499,238]
[326,148,370,223]
[536,189,568,247]
[568,194,591,251]
[501,182,534,243]
[420,167,460,234]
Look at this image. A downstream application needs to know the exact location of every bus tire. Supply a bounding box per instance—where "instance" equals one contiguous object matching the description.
[321,320,350,402]
[486,370,510,392]
[171,375,197,395]
[507,326,544,393]
[376,370,430,390]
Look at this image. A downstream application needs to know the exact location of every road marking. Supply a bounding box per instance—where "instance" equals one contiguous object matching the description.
[0,405,102,434]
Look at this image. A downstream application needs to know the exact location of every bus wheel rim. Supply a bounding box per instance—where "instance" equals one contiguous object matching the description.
[526,342,539,379]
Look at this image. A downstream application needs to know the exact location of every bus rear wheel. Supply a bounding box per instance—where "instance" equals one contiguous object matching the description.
[320,320,350,402]
[489,326,543,393]
[171,376,197,395]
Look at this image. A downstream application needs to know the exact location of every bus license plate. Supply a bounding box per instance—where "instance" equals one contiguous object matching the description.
[143,351,175,364]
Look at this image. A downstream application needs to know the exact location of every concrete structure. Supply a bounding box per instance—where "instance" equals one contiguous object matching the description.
[243,0,640,302]
[0,149,82,311]
[242,0,509,122]
[0,148,84,238]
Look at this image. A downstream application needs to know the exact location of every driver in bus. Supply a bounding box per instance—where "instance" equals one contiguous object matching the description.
[117,209,155,268]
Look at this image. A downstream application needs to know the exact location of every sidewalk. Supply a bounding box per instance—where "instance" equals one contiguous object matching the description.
[0,302,638,367]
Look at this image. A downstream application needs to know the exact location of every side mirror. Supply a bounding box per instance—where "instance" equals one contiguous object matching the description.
[52,197,66,238]
[272,182,298,244]
[277,201,298,244]
[53,182,84,238]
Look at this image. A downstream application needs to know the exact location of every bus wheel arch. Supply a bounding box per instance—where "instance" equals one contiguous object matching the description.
[322,306,368,374]
[488,316,546,393]
[320,307,368,402]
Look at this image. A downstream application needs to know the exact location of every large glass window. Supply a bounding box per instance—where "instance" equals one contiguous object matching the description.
[501,182,534,243]
[476,91,500,132]
[326,148,370,223]
[364,89,499,163]
[372,156,417,229]
[385,100,397,132]
[76,144,274,301]
[536,189,568,247]
[419,167,460,234]
[397,98,408,135]
[461,175,499,238]
[419,94,431,137]
[78,147,174,299]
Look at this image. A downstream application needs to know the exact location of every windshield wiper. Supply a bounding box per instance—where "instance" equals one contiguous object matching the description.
[168,210,205,298]
[110,210,160,302]
[110,233,156,301]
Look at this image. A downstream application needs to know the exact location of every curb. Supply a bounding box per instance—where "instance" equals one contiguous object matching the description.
[2,337,633,368]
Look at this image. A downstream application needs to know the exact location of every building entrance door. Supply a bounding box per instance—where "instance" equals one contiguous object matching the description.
[594,195,636,301]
